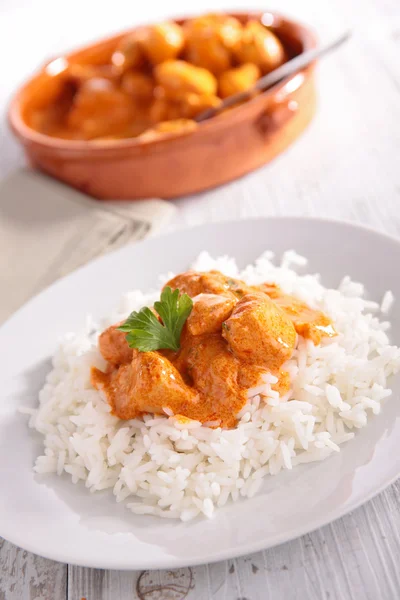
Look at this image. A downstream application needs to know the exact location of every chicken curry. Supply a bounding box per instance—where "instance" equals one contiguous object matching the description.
[27,13,288,142]
[91,270,335,428]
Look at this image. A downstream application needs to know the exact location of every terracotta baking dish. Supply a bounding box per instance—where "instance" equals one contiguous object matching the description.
[8,12,317,200]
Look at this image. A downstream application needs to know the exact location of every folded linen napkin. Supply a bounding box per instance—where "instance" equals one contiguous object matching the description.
[0,169,175,323]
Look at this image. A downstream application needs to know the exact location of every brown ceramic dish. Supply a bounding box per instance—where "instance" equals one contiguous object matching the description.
[8,12,317,200]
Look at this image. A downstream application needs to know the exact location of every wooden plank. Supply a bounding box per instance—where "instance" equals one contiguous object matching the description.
[0,540,66,600]
[67,567,200,599]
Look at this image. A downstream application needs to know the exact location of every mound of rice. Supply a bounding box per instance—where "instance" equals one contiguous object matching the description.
[21,250,400,521]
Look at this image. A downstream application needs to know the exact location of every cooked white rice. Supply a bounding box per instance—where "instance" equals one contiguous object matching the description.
[22,250,400,521]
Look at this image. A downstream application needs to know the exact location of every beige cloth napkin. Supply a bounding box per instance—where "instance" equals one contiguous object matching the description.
[0,169,176,323]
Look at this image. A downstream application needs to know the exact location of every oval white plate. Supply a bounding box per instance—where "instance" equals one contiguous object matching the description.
[1,217,400,570]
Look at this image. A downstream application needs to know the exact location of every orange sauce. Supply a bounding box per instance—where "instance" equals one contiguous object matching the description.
[91,270,335,428]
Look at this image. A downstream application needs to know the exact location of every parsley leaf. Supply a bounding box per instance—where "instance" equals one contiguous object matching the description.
[117,287,193,352]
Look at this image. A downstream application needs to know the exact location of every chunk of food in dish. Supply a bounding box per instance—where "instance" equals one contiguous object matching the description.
[112,30,146,71]
[26,13,290,141]
[179,92,222,119]
[218,63,261,98]
[66,79,137,139]
[140,22,185,65]
[233,20,286,73]
[91,269,336,428]
[154,60,218,98]
[183,13,243,74]
[120,71,154,101]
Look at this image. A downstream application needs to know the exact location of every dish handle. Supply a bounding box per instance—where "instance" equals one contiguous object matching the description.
[255,88,301,137]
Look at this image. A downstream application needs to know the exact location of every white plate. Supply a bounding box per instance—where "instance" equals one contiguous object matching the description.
[1,217,400,570]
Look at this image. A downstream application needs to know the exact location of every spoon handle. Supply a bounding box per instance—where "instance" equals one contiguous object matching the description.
[195,31,351,123]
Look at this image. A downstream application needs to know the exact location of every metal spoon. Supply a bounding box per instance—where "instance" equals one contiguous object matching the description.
[195,31,351,123]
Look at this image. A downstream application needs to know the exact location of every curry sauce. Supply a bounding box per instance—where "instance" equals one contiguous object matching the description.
[91,270,336,428]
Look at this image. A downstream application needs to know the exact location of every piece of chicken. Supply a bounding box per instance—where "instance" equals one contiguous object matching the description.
[258,283,336,344]
[218,63,261,98]
[234,21,286,74]
[98,324,134,366]
[183,333,247,427]
[184,14,243,75]
[164,270,208,297]
[222,292,296,370]
[92,351,200,420]
[164,270,250,299]
[154,60,218,99]
[186,293,236,335]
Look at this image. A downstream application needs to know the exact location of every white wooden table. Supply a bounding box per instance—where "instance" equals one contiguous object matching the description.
[1,0,400,597]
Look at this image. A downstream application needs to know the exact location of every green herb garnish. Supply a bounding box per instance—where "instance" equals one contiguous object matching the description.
[117,287,193,352]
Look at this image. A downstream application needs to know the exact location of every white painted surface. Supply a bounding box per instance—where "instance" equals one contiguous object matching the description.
[0,0,399,597]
